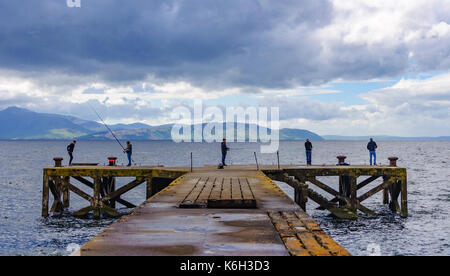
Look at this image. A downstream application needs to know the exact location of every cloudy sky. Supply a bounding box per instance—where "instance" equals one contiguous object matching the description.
[0,0,449,136]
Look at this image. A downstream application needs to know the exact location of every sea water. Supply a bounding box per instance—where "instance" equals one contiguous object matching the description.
[0,140,448,256]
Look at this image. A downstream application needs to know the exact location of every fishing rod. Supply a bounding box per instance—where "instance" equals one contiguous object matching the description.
[88,103,136,165]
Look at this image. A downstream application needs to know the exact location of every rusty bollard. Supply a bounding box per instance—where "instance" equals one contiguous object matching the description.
[388,157,399,167]
[108,157,117,166]
[337,156,347,165]
[53,157,63,167]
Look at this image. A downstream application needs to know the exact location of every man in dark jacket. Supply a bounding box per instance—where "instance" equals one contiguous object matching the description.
[305,139,313,165]
[124,141,133,166]
[221,139,230,166]
[67,140,76,166]
[367,138,378,165]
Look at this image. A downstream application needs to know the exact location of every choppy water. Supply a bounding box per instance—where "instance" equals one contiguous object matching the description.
[0,140,448,256]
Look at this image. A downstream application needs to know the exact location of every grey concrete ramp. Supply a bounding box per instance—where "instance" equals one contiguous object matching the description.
[78,168,350,256]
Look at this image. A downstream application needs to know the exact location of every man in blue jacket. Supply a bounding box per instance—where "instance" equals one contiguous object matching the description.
[367,138,378,165]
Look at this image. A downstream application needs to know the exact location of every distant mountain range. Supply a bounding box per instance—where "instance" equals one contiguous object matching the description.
[0,107,323,141]
[1,107,448,141]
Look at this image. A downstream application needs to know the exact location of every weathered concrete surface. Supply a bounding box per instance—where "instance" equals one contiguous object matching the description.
[80,209,288,256]
[76,167,349,256]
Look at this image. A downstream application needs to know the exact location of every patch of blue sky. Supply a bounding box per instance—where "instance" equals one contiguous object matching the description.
[83,87,105,94]
[306,71,444,106]
[203,94,259,107]
[148,98,165,108]
[307,80,397,105]
[401,70,445,80]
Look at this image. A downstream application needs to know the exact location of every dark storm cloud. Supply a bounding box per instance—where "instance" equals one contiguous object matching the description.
[0,0,335,88]
[0,0,440,89]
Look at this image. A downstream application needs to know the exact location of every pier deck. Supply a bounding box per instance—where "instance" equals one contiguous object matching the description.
[76,168,350,256]
[42,162,407,256]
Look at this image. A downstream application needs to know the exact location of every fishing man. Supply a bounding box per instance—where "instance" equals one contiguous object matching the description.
[67,140,76,166]
[124,141,133,166]
[305,138,313,165]
[221,139,230,166]
[367,138,378,165]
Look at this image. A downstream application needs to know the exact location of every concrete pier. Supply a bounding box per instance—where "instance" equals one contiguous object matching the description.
[43,162,407,256]
[75,167,350,256]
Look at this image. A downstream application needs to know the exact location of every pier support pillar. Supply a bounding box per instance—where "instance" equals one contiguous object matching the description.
[62,176,70,208]
[49,176,64,213]
[400,174,408,218]
[339,175,351,207]
[350,175,357,213]
[110,177,116,208]
[293,176,308,211]
[101,177,116,208]
[146,177,153,200]
[294,185,300,205]
[42,173,50,217]
[298,183,308,211]
[93,177,101,219]
[388,178,401,214]
[382,176,390,204]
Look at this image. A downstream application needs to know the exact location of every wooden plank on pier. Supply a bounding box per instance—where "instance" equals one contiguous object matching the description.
[179,175,257,209]
[240,178,254,200]
[231,177,241,199]
[209,178,222,199]
[221,178,232,200]
[178,177,203,208]
[181,177,207,207]
[282,237,311,256]
[207,176,257,208]
[269,210,351,256]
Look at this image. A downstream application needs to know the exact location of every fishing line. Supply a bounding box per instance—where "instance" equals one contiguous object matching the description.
[88,103,136,165]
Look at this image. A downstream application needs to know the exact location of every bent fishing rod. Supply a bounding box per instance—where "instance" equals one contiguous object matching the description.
[88,104,136,165]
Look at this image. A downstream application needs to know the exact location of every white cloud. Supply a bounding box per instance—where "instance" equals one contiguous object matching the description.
[315,0,450,78]
[1,69,450,136]
[274,73,450,136]
[361,73,450,119]
[1,1,450,136]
